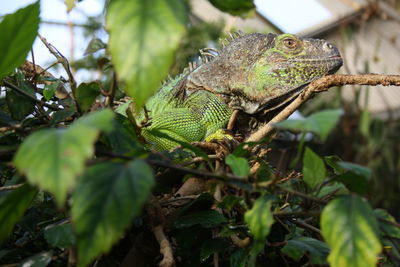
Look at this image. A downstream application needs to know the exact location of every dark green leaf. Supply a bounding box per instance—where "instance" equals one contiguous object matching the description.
[316,182,347,198]
[337,162,372,180]
[200,237,230,262]
[0,1,40,79]
[244,195,274,241]
[75,82,101,111]
[275,109,343,141]
[225,154,250,177]
[209,0,255,17]
[324,155,344,174]
[303,147,326,189]
[217,195,242,210]
[106,0,187,110]
[333,162,372,195]
[102,114,141,154]
[0,184,37,243]
[321,195,382,267]
[49,108,75,125]
[230,249,247,267]
[19,251,52,267]
[84,38,106,55]
[374,209,400,239]
[6,82,36,120]
[281,236,330,265]
[335,173,369,195]
[72,160,154,267]
[173,210,227,229]
[44,223,76,249]
[14,109,114,206]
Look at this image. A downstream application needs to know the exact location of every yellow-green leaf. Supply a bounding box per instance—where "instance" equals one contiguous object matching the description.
[245,195,274,241]
[321,195,382,267]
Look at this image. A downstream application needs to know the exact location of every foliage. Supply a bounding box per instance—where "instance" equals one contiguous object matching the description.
[0,1,399,266]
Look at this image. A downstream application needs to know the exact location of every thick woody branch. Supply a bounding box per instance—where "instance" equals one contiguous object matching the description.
[246,74,400,143]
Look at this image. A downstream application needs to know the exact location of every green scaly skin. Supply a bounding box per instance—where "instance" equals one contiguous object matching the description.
[126,33,343,151]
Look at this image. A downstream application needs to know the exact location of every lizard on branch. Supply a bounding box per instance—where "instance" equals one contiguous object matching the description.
[121,32,343,150]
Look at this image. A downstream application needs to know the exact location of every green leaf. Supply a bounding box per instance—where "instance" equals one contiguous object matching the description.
[75,82,101,111]
[0,1,40,80]
[71,160,154,267]
[303,147,326,189]
[14,109,114,206]
[173,210,227,229]
[19,251,53,267]
[6,82,36,120]
[49,108,75,125]
[244,195,274,241]
[281,236,330,265]
[225,154,250,177]
[200,237,230,262]
[43,80,61,101]
[0,183,37,243]
[334,162,372,195]
[44,223,76,249]
[106,0,187,110]
[275,109,343,141]
[209,0,255,17]
[84,38,106,55]
[321,195,382,267]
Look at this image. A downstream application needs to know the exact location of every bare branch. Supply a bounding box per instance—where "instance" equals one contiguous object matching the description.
[246,74,400,143]
[38,34,77,95]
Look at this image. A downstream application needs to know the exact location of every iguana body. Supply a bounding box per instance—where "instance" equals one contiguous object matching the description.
[129,33,343,150]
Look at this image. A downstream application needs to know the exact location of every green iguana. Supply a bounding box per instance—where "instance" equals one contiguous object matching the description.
[124,32,343,150]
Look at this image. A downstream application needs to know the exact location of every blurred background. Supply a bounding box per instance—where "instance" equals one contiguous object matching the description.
[1,0,399,217]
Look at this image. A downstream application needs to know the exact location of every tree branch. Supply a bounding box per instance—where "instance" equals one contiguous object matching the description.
[246,74,400,143]
[2,80,61,111]
[38,34,77,95]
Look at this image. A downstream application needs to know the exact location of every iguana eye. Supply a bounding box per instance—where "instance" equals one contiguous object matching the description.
[283,38,297,49]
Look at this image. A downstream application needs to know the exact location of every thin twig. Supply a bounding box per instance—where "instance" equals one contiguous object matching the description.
[290,219,322,235]
[95,149,247,182]
[2,80,61,111]
[273,211,321,217]
[246,74,400,142]
[38,34,77,95]
[0,184,23,191]
[276,186,328,205]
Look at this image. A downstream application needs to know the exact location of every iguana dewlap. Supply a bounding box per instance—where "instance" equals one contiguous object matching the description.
[126,32,343,150]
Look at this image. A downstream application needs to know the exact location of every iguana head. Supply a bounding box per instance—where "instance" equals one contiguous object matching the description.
[187,33,343,114]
